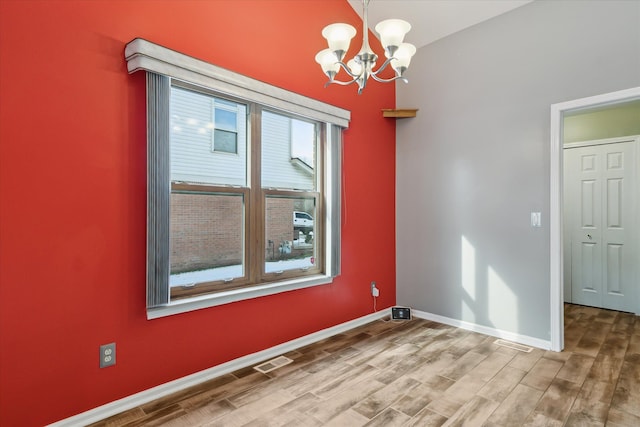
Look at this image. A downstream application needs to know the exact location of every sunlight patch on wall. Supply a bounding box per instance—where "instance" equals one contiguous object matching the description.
[461,235,476,321]
[488,266,517,332]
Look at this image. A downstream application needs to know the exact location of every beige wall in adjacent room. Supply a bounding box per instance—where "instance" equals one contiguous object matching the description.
[564,100,640,143]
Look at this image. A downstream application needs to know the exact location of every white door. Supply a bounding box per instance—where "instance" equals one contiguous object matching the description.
[563,137,638,313]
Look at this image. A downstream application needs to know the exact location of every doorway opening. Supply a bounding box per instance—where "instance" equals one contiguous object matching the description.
[549,86,640,352]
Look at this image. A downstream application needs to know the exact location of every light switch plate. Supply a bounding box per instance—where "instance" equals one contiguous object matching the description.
[531,212,541,227]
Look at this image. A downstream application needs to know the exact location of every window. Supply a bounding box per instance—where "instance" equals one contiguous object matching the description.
[213,99,238,153]
[169,84,322,300]
[125,39,349,317]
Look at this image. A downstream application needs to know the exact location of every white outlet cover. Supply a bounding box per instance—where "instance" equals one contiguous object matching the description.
[100,343,116,368]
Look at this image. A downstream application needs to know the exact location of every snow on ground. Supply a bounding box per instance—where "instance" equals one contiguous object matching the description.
[169,257,314,287]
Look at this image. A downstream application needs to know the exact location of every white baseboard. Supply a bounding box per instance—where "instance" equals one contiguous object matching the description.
[49,307,552,426]
[411,309,552,351]
[47,310,390,427]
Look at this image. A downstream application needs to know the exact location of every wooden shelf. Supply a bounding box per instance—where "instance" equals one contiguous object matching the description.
[382,109,418,118]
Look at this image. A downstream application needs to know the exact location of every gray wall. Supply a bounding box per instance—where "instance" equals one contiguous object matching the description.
[396,0,640,343]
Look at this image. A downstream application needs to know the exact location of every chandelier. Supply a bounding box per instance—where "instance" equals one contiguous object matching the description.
[315,0,416,94]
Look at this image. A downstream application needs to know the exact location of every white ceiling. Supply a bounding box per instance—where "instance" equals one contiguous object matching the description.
[347,0,533,49]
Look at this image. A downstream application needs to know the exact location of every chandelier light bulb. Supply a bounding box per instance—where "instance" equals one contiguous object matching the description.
[315,49,340,76]
[322,23,356,61]
[390,43,416,75]
[375,19,411,57]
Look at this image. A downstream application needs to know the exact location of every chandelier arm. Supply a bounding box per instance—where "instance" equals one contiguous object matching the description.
[370,74,408,84]
[370,57,394,77]
[324,77,361,87]
[369,57,410,83]
[336,61,360,79]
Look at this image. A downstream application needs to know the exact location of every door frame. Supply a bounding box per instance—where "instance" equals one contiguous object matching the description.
[549,86,640,352]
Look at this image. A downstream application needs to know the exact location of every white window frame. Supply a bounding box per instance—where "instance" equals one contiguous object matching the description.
[125,39,349,319]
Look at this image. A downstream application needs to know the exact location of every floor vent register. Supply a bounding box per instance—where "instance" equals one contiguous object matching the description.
[253,355,294,374]
[494,339,533,353]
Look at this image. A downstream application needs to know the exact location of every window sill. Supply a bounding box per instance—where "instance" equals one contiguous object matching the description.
[147,274,334,319]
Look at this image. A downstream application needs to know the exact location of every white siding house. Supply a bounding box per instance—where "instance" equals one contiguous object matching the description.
[170,86,247,186]
[261,110,315,190]
[170,86,314,189]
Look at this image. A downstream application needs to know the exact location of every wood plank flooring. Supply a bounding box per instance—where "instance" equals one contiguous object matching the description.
[89,304,639,426]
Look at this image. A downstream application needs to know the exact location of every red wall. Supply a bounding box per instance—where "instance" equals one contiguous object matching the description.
[0,1,396,425]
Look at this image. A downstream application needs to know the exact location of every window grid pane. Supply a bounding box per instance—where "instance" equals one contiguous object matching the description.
[261,110,316,191]
[170,85,247,186]
[170,191,245,288]
[213,129,237,153]
[265,196,317,274]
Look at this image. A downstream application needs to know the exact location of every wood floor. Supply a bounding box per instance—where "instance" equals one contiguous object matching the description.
[90,304,640,426]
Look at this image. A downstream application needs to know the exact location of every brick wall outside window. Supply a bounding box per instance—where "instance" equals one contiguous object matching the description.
[265,198,296,261]
[170,193,299,273]
[170,192,243,273]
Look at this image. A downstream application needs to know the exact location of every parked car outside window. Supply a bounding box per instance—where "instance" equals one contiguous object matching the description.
[293,211,313,230]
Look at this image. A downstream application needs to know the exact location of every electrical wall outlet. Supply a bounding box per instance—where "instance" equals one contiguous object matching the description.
[100,343,116,368]
[392,307,411,320]
[371,281,379,297]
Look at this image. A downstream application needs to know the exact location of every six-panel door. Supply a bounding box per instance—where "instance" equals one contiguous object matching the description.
[564,139,637,313]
